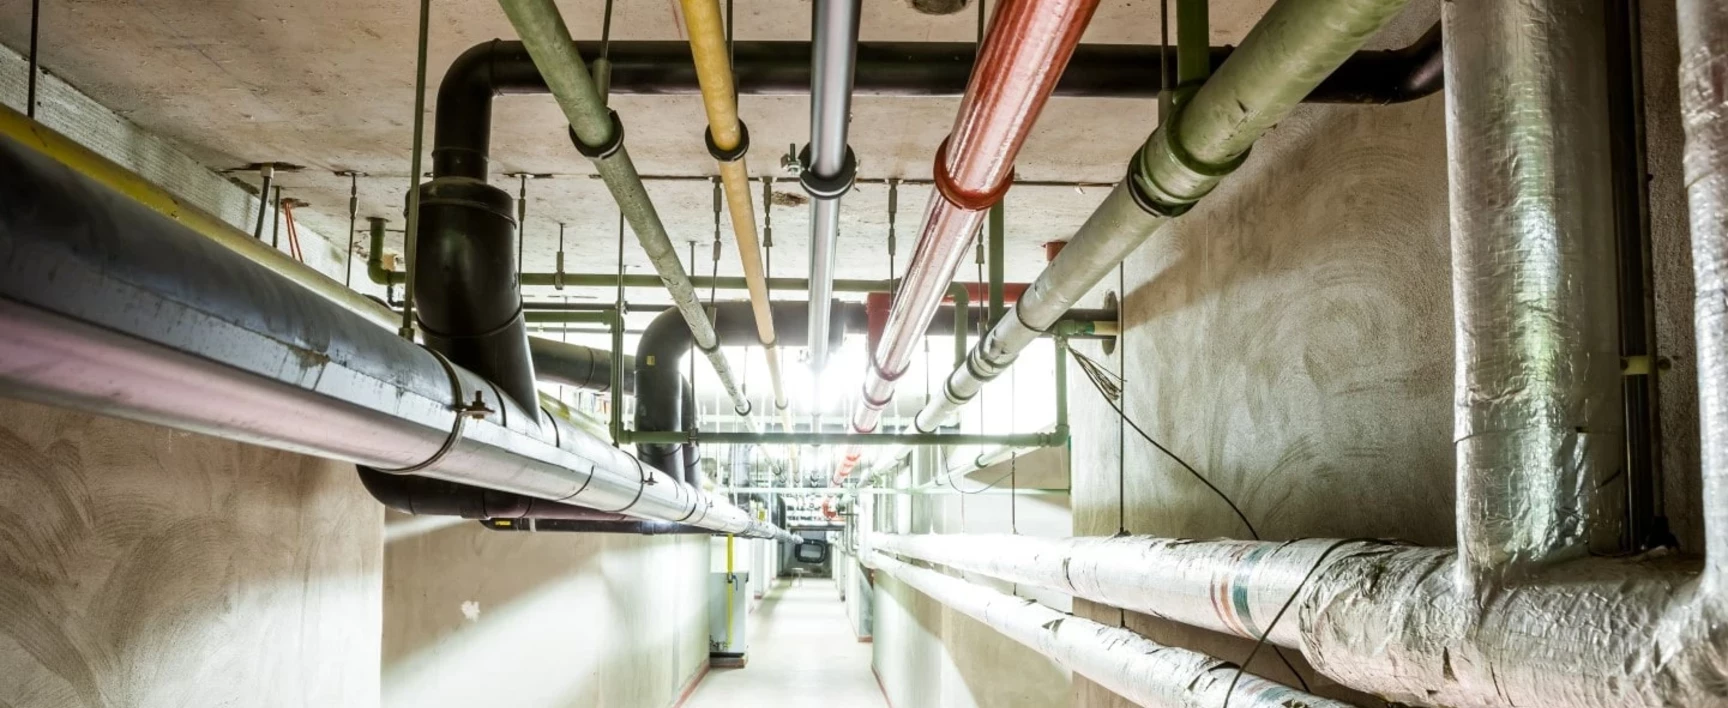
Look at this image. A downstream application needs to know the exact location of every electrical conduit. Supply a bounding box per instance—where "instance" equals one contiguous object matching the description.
[803,0,862,376]
[497,0,757,422]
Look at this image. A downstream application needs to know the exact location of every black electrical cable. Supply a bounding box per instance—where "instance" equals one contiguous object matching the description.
[27,0,39,119]
[1072,349,1260,541]
[1218,541,1367,707]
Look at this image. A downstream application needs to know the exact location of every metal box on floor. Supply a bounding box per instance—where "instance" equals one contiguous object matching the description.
[709,570,749,666]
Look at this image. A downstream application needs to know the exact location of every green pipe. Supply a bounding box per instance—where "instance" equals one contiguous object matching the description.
[525,310,615,324]
[498,0,755,421]
[1177,0,1211,91]
[988,202,1006,326]
[366,217,391,288]
[618,430,1064,447]
[1054,336,1070,438]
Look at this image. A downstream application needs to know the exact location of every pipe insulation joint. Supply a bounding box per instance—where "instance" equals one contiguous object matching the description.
[705,120,751,163]
[1128,109,1251,217]
[932,136,1015,211]
[798,143,858,199]
[567,111,626,160]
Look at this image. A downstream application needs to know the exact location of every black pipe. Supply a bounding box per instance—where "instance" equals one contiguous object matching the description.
[433,32,1440,177]
[359,472,633,520]
[478,519,713,534]
[411,177,539,414]
[529,337,632,395]
[636,301,846,485]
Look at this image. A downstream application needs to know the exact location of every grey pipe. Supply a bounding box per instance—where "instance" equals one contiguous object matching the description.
[912,0,1413,435]
[1678,0,1728,590]
[497,0,756,419]
[0,134,788,541]
[1447,0,1624,584]
[803,0,861,375]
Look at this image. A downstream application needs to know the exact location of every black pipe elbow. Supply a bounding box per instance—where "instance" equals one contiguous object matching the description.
[357,468,631,520]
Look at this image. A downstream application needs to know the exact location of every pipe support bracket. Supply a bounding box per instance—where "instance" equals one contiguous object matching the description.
[567,111,626,160]
[705,120,751,162]
[798,143,858,199]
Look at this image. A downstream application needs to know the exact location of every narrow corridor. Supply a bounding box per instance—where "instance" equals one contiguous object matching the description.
[683,580,887,708]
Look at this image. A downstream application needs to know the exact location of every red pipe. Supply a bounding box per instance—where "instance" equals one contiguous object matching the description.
[838,0,1098,482]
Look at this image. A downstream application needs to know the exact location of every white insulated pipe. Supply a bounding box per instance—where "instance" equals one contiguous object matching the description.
[864,551,1355,708]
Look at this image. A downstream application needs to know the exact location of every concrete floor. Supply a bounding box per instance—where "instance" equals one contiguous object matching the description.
[683,580,886,708]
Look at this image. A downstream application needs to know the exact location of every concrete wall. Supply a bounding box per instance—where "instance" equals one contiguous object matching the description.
[381,514,709,708]
[0,400,384,708]
[1063,4,1701,706]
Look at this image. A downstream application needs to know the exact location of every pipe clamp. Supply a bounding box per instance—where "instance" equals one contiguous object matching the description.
[706,120,751,163]
[932,136,1014,211]
[798,143,857,199]
[370,347,484,474]
[568,111,626,161]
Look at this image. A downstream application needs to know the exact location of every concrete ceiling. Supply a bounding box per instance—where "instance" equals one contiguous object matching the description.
[0,0,1337,305]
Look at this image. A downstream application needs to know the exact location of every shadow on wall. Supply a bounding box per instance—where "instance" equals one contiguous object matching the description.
[381,517,709,708]
[0,402,384,708]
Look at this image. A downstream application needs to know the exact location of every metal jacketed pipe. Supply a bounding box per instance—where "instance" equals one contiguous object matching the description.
[864,551,1353,708]
[680,0,793,429]
[1680,0,1728,592]
[498,0,756,421]
[836,0,1101,482]
[803,0,862,375]
[912,0,1415,438]
[0,134,792,542]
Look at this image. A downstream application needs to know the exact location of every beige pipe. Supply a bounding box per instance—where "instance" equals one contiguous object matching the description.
[681,0,793,429]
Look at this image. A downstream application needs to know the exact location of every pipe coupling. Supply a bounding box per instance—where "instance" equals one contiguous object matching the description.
[568,110,626,161]
[932,136,1015,212]
[705,120,751,163]
[1128,107,1250,217]
[798,143,858,200]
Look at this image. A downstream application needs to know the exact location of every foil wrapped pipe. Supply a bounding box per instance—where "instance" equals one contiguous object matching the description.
[0,133,787,541]
[1677,0,1728,591]
[1445,0,1626,583]
[865,551,1355,708]
[872,534,1728,706]
[914,0,1414,432]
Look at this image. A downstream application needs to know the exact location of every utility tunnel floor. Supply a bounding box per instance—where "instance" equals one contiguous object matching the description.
[682,579,887,708]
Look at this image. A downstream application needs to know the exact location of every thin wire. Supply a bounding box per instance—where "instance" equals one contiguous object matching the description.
[1073,349,1259,541]
[517,174,528,281]
[1220,542,1363,706]
[1116,264,1127,537]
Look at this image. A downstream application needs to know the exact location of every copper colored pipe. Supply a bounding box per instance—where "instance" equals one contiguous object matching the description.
[849,0,1100,440]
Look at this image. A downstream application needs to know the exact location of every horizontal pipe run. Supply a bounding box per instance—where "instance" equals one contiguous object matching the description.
[865,552,1352,708]
[481,518,714,534]
[0,134,787,541]
[459,35,1440,104]
[869,533,1726,707]
[620,431,1063,447]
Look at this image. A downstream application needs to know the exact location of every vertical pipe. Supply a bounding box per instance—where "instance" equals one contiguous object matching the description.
[1446,0,1623,583]
[344,173,359,287]
[1176,0,1209,89]
[804,0,863,375]
[1678,0,1728,590]
[988,201,1005,325]
[27,0,39,119]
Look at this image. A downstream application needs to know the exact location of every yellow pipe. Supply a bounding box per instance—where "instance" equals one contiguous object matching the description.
[0,103,397,331]
[725,535,737,648]
[681,0,793,431]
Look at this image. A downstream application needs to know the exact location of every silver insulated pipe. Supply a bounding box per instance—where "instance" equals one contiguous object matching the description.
[0,134,794,543]
[1446,0,1624,584]
[1679,0,1728,591]
[802,0,861,375]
